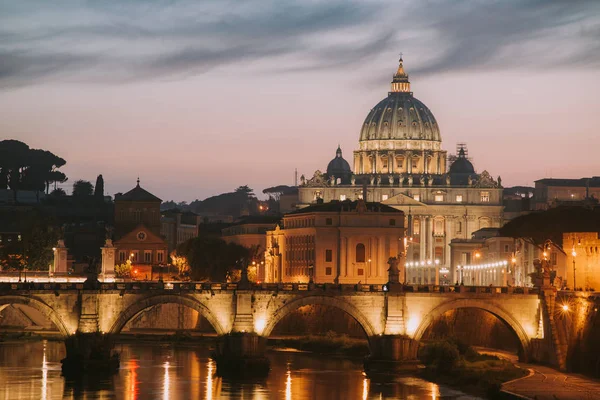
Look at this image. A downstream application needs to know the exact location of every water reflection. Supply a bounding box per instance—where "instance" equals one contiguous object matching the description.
[0,341,480,399]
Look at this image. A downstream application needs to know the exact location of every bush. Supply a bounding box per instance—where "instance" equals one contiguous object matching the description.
[419,341,460,372]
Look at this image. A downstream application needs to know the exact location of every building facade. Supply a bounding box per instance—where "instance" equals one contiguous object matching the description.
[221,216,280,251]
[113,180,168,279]
[564,232,600,291]
[534,177,600,210]
[298,58,503,280]
[161,210,201,253]
[264,201,404,284]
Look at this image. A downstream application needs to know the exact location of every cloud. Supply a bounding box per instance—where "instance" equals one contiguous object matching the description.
[0,0,599,87]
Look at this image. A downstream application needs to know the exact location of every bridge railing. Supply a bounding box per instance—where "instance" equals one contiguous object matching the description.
[0,281,540,295]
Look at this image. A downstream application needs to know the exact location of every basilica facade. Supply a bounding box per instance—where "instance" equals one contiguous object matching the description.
[298,58,503,284]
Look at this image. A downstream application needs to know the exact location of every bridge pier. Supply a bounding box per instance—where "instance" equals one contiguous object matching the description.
[213,333,270,378]
[364,335,420,375]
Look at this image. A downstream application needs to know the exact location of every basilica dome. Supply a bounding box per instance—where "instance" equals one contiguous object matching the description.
[359,59,441,143]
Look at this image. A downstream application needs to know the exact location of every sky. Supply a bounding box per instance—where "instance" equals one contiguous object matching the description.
[1,0,599,201]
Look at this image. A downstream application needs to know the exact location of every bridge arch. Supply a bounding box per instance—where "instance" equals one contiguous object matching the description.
[0,295,71,337]
[262,295,377,338]
[109,294,226,335]
[412,299,531,358]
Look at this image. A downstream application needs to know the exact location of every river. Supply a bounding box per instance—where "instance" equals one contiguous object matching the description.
[0,341,481,399]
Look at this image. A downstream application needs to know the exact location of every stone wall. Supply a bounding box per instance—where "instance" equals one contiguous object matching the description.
[421,308,520,351]
[555,295,600,377]
[270,304,367,338]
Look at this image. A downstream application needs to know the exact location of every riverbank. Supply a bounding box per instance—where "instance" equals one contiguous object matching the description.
[418,340,527,399]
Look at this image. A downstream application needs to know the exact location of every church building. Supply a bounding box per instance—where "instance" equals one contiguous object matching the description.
[298,58,504,284]
[112,179,168,278]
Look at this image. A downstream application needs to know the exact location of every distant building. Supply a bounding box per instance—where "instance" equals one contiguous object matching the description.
[161,210,202,253]
[449,228,566,287]
[113,180,168,279]
[221,216,280,251]
[534,177,600,210]
[264,201,405,284]
[503,186,533,221]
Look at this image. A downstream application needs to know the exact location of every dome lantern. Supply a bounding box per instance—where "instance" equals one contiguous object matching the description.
[391,55,411,93]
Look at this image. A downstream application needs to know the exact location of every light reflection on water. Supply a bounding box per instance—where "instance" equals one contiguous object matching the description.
[0,341,481,400]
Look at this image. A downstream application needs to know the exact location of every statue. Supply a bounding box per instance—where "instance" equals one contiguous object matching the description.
[497,176,502,187]
[370,175,375,186]
[387,257,400,284]
[407,175,413,186]
[420,175,426,186]
[330,175,336,186]
[446,175,451,186]
[427,175,433,186]
[376,175,382,186]
[468,175,473,186]
[351,175,356,186]
[398,174,403,187]
[300,174,306,186]
[388,175,394,186]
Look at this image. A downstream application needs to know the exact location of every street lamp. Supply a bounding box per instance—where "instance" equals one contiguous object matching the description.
[571,249,577,291]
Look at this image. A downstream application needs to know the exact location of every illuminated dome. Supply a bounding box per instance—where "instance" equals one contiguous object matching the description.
[359,58,441,143]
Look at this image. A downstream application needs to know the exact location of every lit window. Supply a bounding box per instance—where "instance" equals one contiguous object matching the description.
[340,194,346,201]
[480,192,490,202]
[382,194,389,201]
[434,194,444,202]
[455,195,463,203]
[413,194,420,202]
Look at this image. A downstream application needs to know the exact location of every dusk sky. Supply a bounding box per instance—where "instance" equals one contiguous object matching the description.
[1,0,599,201]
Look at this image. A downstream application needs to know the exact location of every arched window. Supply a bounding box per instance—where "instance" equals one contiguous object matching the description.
[356,243,366,263]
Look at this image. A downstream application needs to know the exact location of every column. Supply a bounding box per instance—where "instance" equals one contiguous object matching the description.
[341,236,348,278]
[373,152,378,174]
[407,153,412,174]
[427,217,434,260]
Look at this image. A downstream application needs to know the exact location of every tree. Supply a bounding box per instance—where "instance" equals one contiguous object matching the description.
[170,251,190,278]
[115,260,132,279]
[72,180,94,197]
[94,175,104,199]
[50,188,66,197]
[176,236,250,281]
[0,140,67,200]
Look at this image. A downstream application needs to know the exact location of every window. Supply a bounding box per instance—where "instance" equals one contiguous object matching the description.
[119,251,126,262]
[326,267,332,275]
[413,194,420,202]
[357,268,364,276]
[340,194,346,201]
[456,222,462,233]
[455,194,463,203]
[356,243,366,263]
[434,194,444,202]
[413,220,420,235]
[157,251,164,263]
[434,219,444,235]
[389,219,396,226]
[144,251,152,263]
[131,251,138,262]
[551,252,557,266]
[325,249,333,262]
[382,194,389,201]
[504,245,510,253]
[480,191,490,202]
[326,218,333,225]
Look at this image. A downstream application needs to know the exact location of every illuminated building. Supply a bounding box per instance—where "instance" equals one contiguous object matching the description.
[264,200,404,284]
[298,58,503,282]
[113,179,168,279]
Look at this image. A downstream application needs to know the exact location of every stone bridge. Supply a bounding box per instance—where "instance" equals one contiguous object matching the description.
[0,281,567,369]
